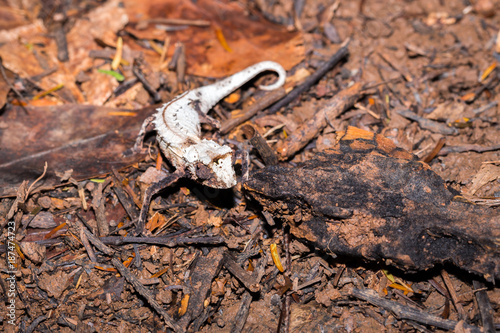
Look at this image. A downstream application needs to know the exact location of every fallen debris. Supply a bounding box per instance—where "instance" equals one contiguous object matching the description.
[245,127,500,280]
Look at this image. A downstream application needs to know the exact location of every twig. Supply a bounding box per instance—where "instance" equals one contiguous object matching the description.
[220,87,287,134]
[421,137,445,163]
[267,44,349,114]
[277,294,291,333]
[111,170,139,221]
[91,180,111,236]
[138,18,211,28]
[132,60,162,102]
[437,143,500,156]
[276,82,363,159]
[53,21,69,62]
[241,125,278,165]
[222,252,261,292]
[440,270,466,320]
[25,161,48,200]
[0,56,30,114]
[230,249,269,333]
[112,258,184,332]
[82,228,115,256]
[99,235,225,247]
[397,109,458,135]
[175,43,186,88]
[351,288,481,332]
[473,101,498,115]
[472,280,495,333]
[168,43,184,71]
[80,227,97,263]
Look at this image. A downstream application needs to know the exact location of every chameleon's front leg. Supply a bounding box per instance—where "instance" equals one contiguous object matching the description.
[134,170,186,236]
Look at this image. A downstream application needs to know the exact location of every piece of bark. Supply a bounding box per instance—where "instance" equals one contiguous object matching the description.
[177,248,224,331]
[276,82,363,159]
[111,258,183,332]
[0,104,155,198]
[350,288,481,332]
[241,125,278,166]
[230,292,252,333]
[222,252,261,292]
[472,280,495,333]
[437,143,500,156]
[245,127,500,281]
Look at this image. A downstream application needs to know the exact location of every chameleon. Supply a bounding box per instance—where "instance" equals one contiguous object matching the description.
[132,61,286,234]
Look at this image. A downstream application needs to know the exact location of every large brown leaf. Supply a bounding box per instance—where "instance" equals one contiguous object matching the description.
[0,104,154,197]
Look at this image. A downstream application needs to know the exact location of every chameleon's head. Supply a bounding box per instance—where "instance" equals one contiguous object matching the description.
[184,139,237,189]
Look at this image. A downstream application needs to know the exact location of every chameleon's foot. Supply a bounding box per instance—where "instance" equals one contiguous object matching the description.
[134,170,185,236]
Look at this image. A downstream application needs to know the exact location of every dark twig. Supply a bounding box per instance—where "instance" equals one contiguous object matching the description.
[99,235,225,247]
[351,288,481,332]
[241,125,278,165]
[112,170,139,221]
[230,250,268,333]
[441,270,466,320]
[138,18,210,28]
[473,101,498,115]
[25,315,48,333]
[0,56,30,114]
[472,280,495,333]
[422,137,445,163]
[437,143,500,156]
[112,258,184,332]
[398,109,458,135]
[91,180,111,236]
[132,61,162,102]
[267,45,349,114]
[53,21,69,62]
[220,87,287,134]
[82,227,115,256]
[230,292,252,333]
[80,227,97,263]
[222,252,261,292]
[276,82,363,159]
[278,294,291,333]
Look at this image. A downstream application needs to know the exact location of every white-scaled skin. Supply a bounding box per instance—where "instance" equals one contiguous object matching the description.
[153,61,286,189]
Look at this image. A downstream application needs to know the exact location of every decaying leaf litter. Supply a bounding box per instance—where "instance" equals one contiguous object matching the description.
[0,0,499,332]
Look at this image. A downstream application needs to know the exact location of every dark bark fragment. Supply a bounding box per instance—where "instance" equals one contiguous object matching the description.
[178,248,224,331]
[245,127,500,281]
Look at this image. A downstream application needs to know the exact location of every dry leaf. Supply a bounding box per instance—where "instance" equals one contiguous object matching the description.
[466,164,500,195]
